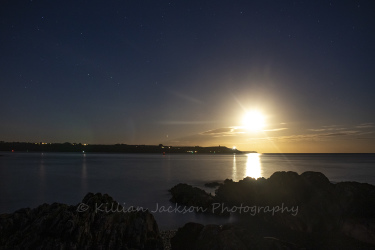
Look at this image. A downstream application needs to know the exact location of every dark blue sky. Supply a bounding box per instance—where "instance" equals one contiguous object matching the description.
[1,0,375,152]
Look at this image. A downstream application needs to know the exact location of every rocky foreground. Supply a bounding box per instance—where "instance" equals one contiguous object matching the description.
[170,171,375,249]
[0,171,375,249]
[0,193,163,249]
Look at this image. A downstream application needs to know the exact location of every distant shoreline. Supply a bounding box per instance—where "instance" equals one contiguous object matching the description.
[0,141,243,154]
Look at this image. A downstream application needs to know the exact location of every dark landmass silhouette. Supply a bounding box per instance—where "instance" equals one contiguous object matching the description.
[0,141,246,154]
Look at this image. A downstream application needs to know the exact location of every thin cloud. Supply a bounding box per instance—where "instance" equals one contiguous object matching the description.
[202,128,233,135]
[158,120,215,125]
[256,130,363,142]
[165,123,375,148]
[201,126,288,137]
[321,131,359,137]
[201,127,245,137]
[308,129,327,132]
[356,123,375,129]
[308,123,375,133]
[308,126,346,132]
[262,128,288,132]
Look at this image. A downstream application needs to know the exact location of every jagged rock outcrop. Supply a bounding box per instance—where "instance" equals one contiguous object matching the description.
[169,183,221,215]
[0,192,163,249]
[169,171,375,246]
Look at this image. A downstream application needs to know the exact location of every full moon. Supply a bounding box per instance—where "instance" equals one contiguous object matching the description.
[242,111,265,131]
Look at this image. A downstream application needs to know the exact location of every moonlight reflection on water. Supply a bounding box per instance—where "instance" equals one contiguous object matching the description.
[232,153,262,181]
[245,153,262,179]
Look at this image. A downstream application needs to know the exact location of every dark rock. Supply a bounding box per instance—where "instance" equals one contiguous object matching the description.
[170,171,375,246]
[169,183,223,215]
[171,222,204,250]
[341,218,375,246]
[335,181,375,218]
[259,237,302,250]
[0,192,163,249]
[300,171,331,188]
[171,223,303,250]
[160,230,177,250]
[216,171,375,239]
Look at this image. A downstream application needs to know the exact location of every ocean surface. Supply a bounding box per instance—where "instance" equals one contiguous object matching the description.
[0,152,374,229]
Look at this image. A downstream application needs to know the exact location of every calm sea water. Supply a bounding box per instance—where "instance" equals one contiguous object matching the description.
[0,152,374,229]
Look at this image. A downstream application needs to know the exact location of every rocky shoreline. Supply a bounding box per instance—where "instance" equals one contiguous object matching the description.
[0,193,164,249]
[1,171,375,249]
[169,171,375,249]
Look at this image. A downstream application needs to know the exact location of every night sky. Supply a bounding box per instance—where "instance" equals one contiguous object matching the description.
[1,0,375,153]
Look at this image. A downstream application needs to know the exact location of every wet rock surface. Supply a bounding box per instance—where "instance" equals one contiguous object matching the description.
[0,192,163,250]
